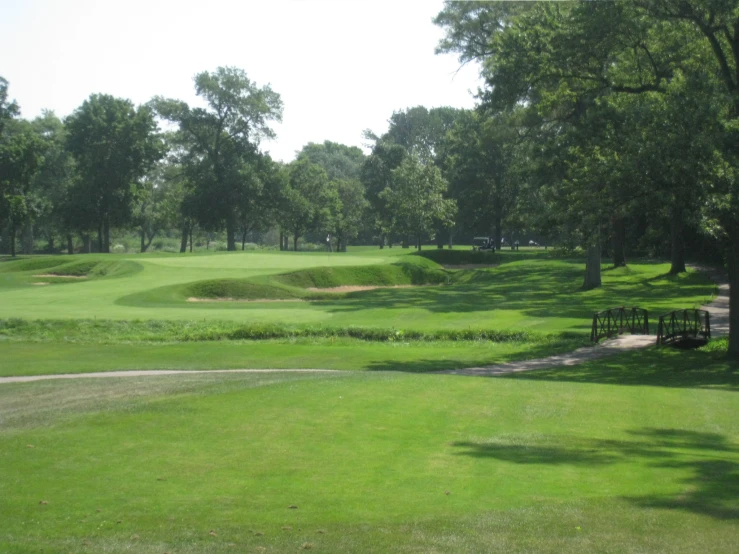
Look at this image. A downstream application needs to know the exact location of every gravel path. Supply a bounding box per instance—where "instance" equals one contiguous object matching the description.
[0,268,729,384]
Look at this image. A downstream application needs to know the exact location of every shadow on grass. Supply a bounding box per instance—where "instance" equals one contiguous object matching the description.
[453,428,739,520]
[500,344,739,391]
[310,262,713,321]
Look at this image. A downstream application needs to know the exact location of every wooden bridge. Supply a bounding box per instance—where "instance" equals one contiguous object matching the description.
[590,307,649,343]
[656,309,711,347]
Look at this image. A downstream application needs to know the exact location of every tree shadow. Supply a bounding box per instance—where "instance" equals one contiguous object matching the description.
[500,346,739,391]
[452,428,739,520]
[311,262,713,324]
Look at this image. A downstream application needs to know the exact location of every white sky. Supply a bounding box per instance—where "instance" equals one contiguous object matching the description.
[0,0,481,162]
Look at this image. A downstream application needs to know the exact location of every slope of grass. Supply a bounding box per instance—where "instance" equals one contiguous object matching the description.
[1,341,737,552]
[274,257,449,289]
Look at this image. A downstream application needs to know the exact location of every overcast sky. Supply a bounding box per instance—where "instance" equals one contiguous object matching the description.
[1,0,481,162]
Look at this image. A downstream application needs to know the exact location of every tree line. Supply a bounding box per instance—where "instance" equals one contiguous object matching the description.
[0,68,458,257]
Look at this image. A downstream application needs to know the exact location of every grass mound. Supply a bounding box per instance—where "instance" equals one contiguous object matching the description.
[186,279,299,301]
[276,258,449,289]
[0,256,70,273]
[38,259,142,279]
[416,249,500,265]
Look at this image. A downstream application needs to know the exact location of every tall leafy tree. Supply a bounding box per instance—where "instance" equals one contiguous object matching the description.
[360,141,407,247]
[65,94,162,253]
[297,141,365,181]
[152,67,283,251]
[0,120,45,256]
[30,111,77,253]
[380,156,456,251]
[279,158,331,251]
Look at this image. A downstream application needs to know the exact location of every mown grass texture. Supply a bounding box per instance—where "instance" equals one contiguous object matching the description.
[0,249,716,335]
[1,340,738,553]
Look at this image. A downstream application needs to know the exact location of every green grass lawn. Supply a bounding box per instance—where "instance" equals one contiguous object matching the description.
[0,249,735,552]
[1,342,738,553]
[0,249,716,334]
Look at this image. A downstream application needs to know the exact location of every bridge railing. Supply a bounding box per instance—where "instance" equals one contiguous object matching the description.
[656,309,711,346]
[590,307,649,343]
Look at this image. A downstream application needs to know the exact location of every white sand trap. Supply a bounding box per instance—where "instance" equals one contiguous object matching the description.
[187,297,305,303]
[32,282,50,286]
[307,284,430,293]
[33,274,88,279]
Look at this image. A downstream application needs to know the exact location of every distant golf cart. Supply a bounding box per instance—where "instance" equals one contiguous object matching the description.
[471,237,495,252]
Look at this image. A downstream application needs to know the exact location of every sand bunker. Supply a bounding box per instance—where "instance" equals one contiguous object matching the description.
[33,274,88,279]
[443,264,499,270]
[32,282,50,286]
[187,297,305,303]
[307,284,426,293]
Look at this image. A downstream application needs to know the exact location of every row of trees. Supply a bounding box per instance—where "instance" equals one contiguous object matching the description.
[0,69,461,256]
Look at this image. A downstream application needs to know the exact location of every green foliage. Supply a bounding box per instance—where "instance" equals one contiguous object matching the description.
[65,94,162,252]
[381,156,456,248]
[151,66,283,251]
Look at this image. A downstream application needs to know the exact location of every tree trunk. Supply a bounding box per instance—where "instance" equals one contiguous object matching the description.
[0,223,9,254]
[727,234,739,358]
[83,234,91,254]
[226,214,236,251]
[103,218,110,253]
[613,218,626,268]
[494,216,502,251]
[189,229,193,252]
[448,231,453,250]
[242,230,247,251]
[417,236,422,251]
[66,234,74,255]
[180,226,188,253]
[279,232,284,251]
[140,228,146,253]
[293,234,298,252]
[582,240,602,290]
[9,225,16,257]
[21,220,33,254]
[669,207,686,274]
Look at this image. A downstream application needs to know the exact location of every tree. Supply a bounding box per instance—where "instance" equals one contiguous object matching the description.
[440,108,524,249]
[0,120,45,256]
[296,141,365,182]
[380,156,456,251]
[65,94,162,253]
[328,179,368,252]
[279,158,331,251]
[30,111,78,253]
[0,77,19,138]
[152,67,283,251]
[360,141,407,247]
